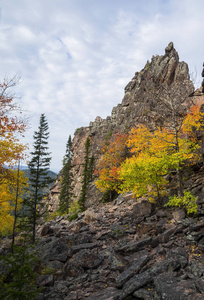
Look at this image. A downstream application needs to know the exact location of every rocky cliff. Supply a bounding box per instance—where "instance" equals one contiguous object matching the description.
[49,42,202,209]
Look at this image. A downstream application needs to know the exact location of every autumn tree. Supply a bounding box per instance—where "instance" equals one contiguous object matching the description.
[0,171,26,237]
[0,76,27,182]
[58,135,75,214]
[95,131,128,201]
[119,105,203,202]
[0,76,28,236]
[24,114,53,243]
[144,79,195,196]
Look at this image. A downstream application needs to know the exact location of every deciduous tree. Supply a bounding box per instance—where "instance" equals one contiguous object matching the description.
[119,105,203,201]
[0,76,27,183]
[95,132,128,201]
[0,76,28,237]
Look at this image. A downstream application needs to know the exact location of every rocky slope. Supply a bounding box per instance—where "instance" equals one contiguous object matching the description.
[34,165,204,299]
[48,42,204,209]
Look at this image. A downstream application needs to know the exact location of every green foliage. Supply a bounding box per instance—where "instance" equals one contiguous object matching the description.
[67,200,80,221]
[165,191,198,215]
[68,213,78,222]
[78,137,93,211]
[74,128,81,135]
[0,244,39,300]
[101,189,118,203]
[45,210,61,222]
[69,200,80,215]
[40,266,55,275]
[104,131,113,145]
[58,135,75,215]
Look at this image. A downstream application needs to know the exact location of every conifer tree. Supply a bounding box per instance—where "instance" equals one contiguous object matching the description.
[78,137,93,211]
[0,241,39,300]
[24,114,52,243]
[58,135,74,214]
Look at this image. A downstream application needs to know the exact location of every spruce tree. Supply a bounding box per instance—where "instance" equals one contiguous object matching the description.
[78,137,94,211]
[0,241,39,300]
[58,135,74,214]
[25,114,52,243]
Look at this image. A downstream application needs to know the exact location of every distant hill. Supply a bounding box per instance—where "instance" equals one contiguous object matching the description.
[22,169,58,195]
[22,169,57,181]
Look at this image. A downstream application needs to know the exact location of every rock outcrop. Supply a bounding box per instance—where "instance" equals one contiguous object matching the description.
[49,42,201,208]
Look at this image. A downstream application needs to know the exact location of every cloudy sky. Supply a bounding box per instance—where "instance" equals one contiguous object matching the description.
[0,0,204,172]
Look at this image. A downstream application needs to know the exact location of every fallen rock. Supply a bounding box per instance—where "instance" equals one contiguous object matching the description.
[85,287,120,300]
[115,255,150,287]
[73,249,104,269]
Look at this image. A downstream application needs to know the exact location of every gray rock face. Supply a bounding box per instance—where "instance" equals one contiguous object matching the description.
[47,42,197,209]
[71,42,195,206]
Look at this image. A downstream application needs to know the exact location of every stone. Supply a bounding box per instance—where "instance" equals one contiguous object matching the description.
[154,273,187,300]
[71,242,99,254]
[84,210,102,223]
[63,261,84,278]
[116,237,152,254]
[40,224,54,236]
[133,288,155,299]
[42,239,68,262]
[36,274,54,287]
[115,255,150,287]
[118,271,152,300]
[133,200,153,218]
[137,222,157,235]
[108,253,126,271]
[189,261,204,278]
[150,259,182,276]
[172,209,186,221]
[85,287,120,300]
[74,249,104,269]
[195,278,204,294]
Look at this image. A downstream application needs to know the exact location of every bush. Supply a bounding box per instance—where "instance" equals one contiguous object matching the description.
[68,201,80,221]
[165,191,198,215]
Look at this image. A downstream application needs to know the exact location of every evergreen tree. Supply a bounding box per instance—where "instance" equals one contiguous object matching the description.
[24,114,52,243]
[0,241,39,300]
[78,137,94,211]
[58,135,74,214]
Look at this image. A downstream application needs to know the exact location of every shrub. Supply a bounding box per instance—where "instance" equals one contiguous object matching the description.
[165,191,198,215]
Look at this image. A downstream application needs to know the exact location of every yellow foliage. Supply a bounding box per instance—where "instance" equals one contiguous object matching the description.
[0,169,28,236]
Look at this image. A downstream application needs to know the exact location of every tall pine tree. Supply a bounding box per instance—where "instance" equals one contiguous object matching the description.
[58,135,74,214]
[78,137,94,211]
[25,114,52,243]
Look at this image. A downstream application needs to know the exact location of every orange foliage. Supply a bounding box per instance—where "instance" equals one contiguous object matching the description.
[0,77,27,181]
[95,131,128,192]
[0,77,28,235]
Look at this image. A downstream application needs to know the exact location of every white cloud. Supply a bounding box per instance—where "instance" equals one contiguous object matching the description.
[0,0,204,171]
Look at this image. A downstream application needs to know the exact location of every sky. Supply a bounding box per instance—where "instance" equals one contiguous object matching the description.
[0,0,204,173]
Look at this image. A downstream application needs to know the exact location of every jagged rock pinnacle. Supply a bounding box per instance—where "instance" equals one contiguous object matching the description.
[49,43,195,207]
